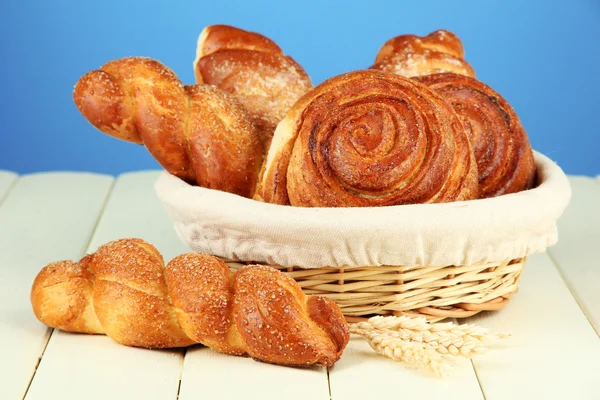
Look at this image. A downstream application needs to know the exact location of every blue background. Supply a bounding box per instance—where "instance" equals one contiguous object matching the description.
[1,0,598,176]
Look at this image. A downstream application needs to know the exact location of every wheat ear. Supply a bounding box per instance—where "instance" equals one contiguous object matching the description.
[357,329,451,378]
[350,315,509,376]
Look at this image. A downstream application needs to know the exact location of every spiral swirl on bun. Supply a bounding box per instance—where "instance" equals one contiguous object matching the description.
[256,70,478,207]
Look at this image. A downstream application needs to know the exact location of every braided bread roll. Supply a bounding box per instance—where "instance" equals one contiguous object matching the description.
[414,73,537,198]
[371,30,475,78]
[194,25,313,148]
[73,57,262,198]
[256,70,479,207]
[30,239,349,367]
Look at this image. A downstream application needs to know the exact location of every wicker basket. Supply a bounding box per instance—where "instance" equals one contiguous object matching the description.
[224,258,524,321]
[155,151,570,321]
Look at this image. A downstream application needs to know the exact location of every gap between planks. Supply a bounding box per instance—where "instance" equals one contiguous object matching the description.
[464,317,488,400]
[0,174,19,206]
[23,171,189,400]
[176,348,188,400]
[546,176,600,336]
[464,252,600,400]
[545,250,600,338]
[21,178,117,399]
[21,330,54,400]
[469,359,488,400]
[326,366,332,400]
[0,171,116,400]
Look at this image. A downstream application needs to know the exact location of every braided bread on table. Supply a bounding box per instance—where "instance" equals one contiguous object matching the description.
[193,24,313,149]
[256,69,479,206]
[73,57,263,198]
[371,29,476,78]
[30,238,349,367]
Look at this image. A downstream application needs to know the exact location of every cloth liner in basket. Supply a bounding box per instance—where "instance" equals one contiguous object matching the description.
[155,151,571,320]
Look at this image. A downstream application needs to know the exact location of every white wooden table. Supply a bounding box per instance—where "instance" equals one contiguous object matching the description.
[0,170,599,400]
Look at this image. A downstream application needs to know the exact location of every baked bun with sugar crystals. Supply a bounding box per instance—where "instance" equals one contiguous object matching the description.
[31,238,349,366]
[73,57,263,198]
[194,24,313,149]
[371,30,476,78]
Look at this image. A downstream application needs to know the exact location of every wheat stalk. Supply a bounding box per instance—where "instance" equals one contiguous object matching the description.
[350,315,509,376]
[352,326,487,357]
[358,329,451,378]
[355,315,509,342]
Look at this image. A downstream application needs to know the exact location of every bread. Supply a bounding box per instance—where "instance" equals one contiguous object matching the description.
[371,30,475,78]
[194,25,313,149]
[30,238,349,367]
[256,70,479,207]
[414,73,537,198]
[73,57,262,198]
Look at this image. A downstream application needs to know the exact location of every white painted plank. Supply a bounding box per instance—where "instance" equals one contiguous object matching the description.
[547,176,600,332]
[0,170,18,202]
[179,347,330,400]
[30,333,183,399]
[329,332,483,398]
[84,171,192,261]
[26,171,190,400]
[467,253,600,400]
[0,172,114,400]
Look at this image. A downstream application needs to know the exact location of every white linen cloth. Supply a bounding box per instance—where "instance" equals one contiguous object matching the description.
[155,151,571,268]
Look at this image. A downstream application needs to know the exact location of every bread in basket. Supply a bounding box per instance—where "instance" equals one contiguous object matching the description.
[155,146,570,320]
[72,25,572,320]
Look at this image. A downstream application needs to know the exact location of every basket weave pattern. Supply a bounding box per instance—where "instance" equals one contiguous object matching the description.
[226,258,525,320]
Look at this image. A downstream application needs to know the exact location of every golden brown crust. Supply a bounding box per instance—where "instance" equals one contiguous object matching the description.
[196,50,312,147]
[73,57,262,198]
[30,256,102,334]
[164,253,244,355]
[375,30,465,64]
[72,70,142,144]
[414,73,537,198]
[184,84,263,196]
[371,30,475,78]
[232,265,348,366]
[88,239,193,348]
[257,70,479,206]
[194,25,313,149]
[30,239,349,366]
[306,296,349,361]
[373,51,475,79]
[194,24,282,61]
[101,58,191,178]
